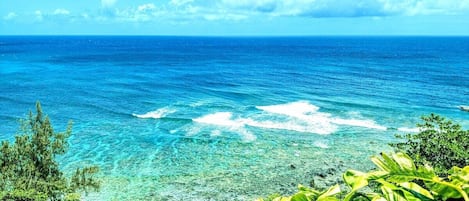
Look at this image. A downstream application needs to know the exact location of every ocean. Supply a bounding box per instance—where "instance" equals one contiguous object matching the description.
[0,36,468,200]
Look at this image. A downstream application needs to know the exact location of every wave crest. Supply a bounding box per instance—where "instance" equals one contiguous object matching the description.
[397,127,419,133]
[192,101,388,139]
[193,112,256,141]
[132,108,175,119]
[256,101,386,134]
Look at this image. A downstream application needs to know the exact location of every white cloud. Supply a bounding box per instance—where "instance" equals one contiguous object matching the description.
[53,8,70,15]
[3,12,17,20]
[72,0,469,24]
[82,13,90,19]
[380,0,469,16]
[203,13,248,21]
[35,10,43,21]
[170,0,194,7]
[109,2,248,22]
[114,3,164,22]
[217,0,469,17]
[101,0,117,8]
[137,3,157,12]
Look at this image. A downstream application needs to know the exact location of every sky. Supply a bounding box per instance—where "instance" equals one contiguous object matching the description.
[1,0,469,35]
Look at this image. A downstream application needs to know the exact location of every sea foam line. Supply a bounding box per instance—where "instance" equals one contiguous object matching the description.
[256,101,387,133]
[193,112,257,141]
[132,108,176,119]
[397,127,420,133]
[192,101,387,139]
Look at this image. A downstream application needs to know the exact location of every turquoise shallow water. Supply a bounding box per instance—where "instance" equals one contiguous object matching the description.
[0,36,468,200]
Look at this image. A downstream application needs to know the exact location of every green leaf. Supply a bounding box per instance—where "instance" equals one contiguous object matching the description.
[297,184,320,196]
[449,166,469,184]
[317,185,340,201]
[273,196,293,201]
[291,193,310,201]
[426,176,468,200]
[392,153,416,172]
[370,195,387,201]
[343,170,368,191]
[343,170,371,201]
[371,155,392,172]
[399,182,434,200]
[380,185,407,201]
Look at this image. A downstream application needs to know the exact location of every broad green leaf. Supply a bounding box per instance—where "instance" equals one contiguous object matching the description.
[401,189,424,201]
[367,170,388,180]
[381,153,401,172]
[399,182,434,200]
[376,178,424,201]
[426,176,466,200]
[317,197,339,201]
[273,196,292,201]
[317,184,340,201]
[291,193,309,201]
[343,170,368,191]
[449,166,469,184]
[370,195,387,201]
[371,155,392,172]
[298,184,320,196]
[380,186,407,201]
[392,153,416,171]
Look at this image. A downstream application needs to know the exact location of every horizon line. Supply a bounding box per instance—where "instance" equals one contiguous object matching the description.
[1,34,469,37]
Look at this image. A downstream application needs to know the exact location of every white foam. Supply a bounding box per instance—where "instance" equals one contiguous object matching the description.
[256,101,387,134]
[313,141,329,149]
[210,130,222,137]
[238,129,257,142]
[193,112,256,141]
[242,118,336,135]
[256,101,320,118]
[132,108,175,119]
[331,118,387,130]
[294,151,301,157]
[397,127,420,133]
[193,112,243,128]
[255,101,337,134]
[192,101,388,139]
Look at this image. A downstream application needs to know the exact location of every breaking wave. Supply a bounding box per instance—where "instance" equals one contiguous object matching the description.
[192,101,388,139]
[397,127,420,133]
[193,112,257,141]
[132,108,176,119]
[256,101,387,133]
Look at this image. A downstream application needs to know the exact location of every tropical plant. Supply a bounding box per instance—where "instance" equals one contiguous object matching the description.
[0,101,100,201]
[257,152,469,201]
[390,114,469,175]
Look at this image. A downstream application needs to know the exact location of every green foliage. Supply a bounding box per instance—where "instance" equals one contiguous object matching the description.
[0,101,100,200]
[258,152,469,201]
[390,114,469,175]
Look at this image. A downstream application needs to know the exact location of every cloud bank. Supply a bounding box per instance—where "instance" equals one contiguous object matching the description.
[3,12,17,20]
[3,0,469,23]
[219,0,469,17]
[101,0,117,8]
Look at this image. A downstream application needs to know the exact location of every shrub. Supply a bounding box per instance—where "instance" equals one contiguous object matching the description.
[257,152,469,201]
[0,101,100,200]
[390,114,469,175]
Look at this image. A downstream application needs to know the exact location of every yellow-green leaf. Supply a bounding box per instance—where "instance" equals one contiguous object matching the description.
[291,193,309,201]
[317,184,340,201]
[399,182,434,200]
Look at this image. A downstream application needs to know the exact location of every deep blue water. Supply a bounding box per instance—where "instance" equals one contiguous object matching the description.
[1,36,468,200]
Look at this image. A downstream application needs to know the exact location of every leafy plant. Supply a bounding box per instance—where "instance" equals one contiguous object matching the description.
[390,114,469,175]
[257,152,469,201]
[0,101,100,200]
